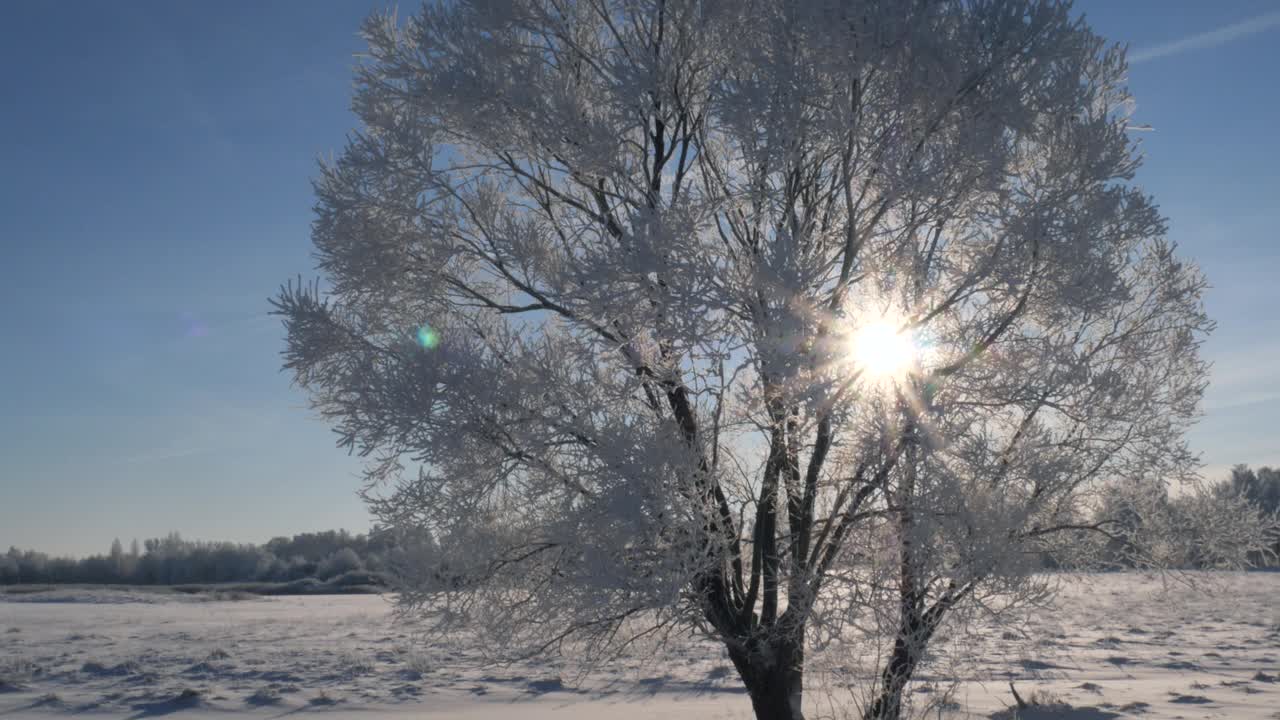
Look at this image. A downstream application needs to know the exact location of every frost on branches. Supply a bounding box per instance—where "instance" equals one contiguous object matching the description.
[273,2,1274,719]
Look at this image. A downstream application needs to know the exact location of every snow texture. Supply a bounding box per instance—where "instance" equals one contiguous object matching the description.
[1,573,1278,719]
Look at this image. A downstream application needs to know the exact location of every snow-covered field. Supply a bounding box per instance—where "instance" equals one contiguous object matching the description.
[1,573,1277,719]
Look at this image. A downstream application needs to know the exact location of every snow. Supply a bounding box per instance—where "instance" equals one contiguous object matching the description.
[2,572,1278,719]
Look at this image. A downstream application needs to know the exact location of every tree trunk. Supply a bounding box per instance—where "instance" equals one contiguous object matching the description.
[729,638,806,720]
[863,632,920,720]
[864,607,941,720]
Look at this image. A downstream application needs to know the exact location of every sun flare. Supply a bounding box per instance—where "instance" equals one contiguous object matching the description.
[849,320,918,382]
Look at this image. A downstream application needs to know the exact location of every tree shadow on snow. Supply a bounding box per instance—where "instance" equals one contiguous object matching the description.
[587,673,749,700]
[126,689,203,718]
[989,705,1120,720]
[0,693,69,715]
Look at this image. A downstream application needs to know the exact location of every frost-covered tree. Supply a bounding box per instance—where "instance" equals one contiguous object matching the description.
[109,538,127,577]
[316,547,365,580]
[1223,465,1280,517]
[274,2,1272,718]
[0,554,18,584]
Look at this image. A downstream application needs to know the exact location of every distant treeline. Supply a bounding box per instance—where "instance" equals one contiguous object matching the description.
[1065,464,1280,570]
[0,528,430,589]
[1225,465,1280,518]
[3,467,1276,588]
[1208,465,1280,566]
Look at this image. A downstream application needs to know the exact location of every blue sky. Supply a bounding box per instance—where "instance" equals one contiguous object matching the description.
[1,2,1277,557]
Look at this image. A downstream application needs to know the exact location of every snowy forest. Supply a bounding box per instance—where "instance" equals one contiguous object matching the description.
[0,529,408,590]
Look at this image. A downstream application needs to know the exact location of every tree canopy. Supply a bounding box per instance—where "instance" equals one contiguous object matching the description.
[275,2,1274,718]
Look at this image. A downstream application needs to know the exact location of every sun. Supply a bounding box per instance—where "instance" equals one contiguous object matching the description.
[849,319,918,382]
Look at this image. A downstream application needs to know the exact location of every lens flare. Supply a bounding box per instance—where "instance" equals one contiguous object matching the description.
[849,320,917,382]
[416,325,440,350]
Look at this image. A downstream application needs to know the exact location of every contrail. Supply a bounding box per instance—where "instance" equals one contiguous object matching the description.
[1130,10,1280,64]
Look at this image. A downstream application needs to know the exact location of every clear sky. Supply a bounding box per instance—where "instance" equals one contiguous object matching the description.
[1,1,1276,557]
